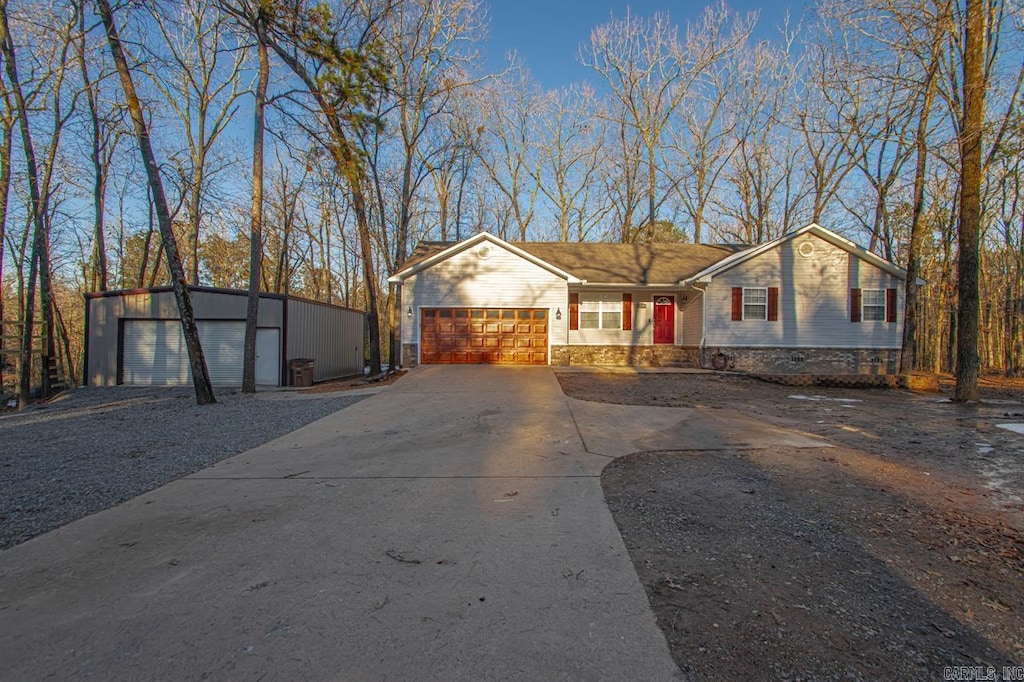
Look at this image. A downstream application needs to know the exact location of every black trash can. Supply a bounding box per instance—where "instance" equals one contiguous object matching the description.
[289,358,315,387]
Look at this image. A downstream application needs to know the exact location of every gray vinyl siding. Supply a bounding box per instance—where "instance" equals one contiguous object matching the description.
[286,299,363,381]
[401,242,568,351]
[680,292,703,346]
[703,233,903,349]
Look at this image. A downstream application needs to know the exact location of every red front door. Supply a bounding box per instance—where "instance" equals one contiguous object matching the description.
[653,296,675,344]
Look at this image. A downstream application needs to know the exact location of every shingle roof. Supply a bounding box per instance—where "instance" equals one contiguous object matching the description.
[514,242,736,284]
[395,238,742,285]
[401,240,456,270]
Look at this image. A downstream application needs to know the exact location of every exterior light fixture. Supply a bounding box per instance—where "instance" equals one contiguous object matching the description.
[406,306,412,318]
[556,308,562,320]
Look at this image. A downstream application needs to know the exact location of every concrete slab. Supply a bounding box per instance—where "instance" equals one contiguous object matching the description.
[553,366,712,374]
[0,366,681,681]
[565,399,831,455]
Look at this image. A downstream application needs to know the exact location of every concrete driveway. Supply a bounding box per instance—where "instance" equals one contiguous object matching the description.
[0,366,824,680]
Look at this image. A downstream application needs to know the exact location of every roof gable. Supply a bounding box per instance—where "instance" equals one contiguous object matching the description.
[681,223,908,284]
[387,232,581,283]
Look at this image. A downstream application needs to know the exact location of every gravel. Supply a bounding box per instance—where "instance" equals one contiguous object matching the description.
[0,386,367,550]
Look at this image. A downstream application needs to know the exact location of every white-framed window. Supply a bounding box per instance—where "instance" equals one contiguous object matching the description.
[862,289,886,321]
[579,294,622,330]
[743,287,768,321]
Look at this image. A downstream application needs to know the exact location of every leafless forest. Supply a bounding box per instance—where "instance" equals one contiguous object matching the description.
[1,0,1022,404]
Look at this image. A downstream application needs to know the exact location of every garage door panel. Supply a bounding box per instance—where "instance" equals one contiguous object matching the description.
[421,308,548,365]
[198,321,244,385]
[123,320,190,385]
[123,320,280,386]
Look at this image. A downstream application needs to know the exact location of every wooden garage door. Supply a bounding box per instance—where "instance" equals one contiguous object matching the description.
[420,308,548,365]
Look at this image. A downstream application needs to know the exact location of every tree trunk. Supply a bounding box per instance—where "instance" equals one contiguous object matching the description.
[0,0,47,408]
[954,0,985,402]
[351,176,381,375]
[0,101,12,391]
[901,59,939,374]
[96,0,216,405]
[78,6,108,291]
[242,18,268,394]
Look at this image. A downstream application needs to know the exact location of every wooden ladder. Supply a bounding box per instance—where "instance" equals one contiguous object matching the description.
[1,319,66,397]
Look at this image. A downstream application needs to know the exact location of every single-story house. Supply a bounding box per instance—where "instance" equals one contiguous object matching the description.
[84,286,364,387]
[387,223,909,374]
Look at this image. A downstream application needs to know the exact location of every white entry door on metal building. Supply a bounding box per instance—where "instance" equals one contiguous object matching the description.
[122,320,280,386]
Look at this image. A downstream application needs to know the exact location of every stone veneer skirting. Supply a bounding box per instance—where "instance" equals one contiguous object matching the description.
[404,341,899,374]
[549,345,698,367]
[402,343,419,367]
[704,347,900,375]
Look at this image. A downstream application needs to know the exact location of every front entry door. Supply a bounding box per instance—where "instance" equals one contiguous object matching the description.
[653,296,675,344]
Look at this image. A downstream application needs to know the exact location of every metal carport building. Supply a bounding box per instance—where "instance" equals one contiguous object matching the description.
[84,286,364,387]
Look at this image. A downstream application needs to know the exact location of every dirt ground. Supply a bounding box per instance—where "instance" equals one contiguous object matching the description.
[557,371,1024,681]
[299,370,408,393]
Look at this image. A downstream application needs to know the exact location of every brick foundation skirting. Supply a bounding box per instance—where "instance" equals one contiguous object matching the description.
[703,347,900,375]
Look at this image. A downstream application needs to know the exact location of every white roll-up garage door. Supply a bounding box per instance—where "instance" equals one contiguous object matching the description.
[122,320,280,386]
[198,321,244,385]
[122,320,189,385]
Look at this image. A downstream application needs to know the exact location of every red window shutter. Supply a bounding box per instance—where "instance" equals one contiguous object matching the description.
[767,287,779,321]
[622,293,632,330]
[569,293,579,331]
[851,288,862,322]
[731,287,742,321]
[886,288,897,323]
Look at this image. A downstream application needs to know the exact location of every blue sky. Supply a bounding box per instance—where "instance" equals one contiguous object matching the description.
[485,0,805,90]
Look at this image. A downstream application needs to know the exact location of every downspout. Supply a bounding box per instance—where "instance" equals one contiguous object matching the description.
[694,282,709,368]
[82,293,91,386]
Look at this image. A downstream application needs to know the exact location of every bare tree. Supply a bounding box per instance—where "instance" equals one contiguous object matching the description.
[145,0,248,285]
[75,3,124,292]
[953,0,987,401]
[426,95,479,241]
[583,3,753,241]
[258,0,391,375]
[218,0,271,392]
[668,45,741,243]
[0,0,62,406]
[359,0,484,368]
[95,0,216,405]
[715,40,801,244]
[474,66,542,241]
[789,34,858,227]
[531,85,611,242]
[0,55,13,392]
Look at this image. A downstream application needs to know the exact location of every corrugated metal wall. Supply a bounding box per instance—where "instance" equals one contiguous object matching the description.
[285,299,364,381]
[86,290,286,386]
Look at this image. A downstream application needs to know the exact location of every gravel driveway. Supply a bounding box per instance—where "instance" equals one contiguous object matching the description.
[0,386,367,549]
